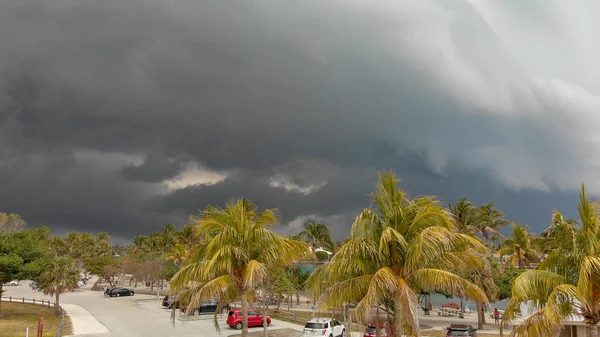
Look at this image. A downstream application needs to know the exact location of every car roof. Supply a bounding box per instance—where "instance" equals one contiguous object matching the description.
[448,324,471,330]
[307,318,333,323]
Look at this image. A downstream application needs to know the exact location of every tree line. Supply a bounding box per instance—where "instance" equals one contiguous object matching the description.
[1,170,597,337]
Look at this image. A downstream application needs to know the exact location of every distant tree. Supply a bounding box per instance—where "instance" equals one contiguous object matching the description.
[498,223,540,269]
[0,213,26,233]
[37,257,80,314]
[84,256,122,287]
[495,267,524,301]
[476,202,509,244]
[176,224,199,250]
[294,220,334,304]
[448,198,478,236]
[0,227,52,313]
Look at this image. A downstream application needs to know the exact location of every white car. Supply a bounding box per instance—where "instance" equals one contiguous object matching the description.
[303,318,345,337]
[4,280,19,286]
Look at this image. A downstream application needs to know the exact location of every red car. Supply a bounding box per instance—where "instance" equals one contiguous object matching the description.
[227,309,271,330]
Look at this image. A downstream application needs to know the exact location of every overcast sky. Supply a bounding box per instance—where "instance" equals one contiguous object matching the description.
[0,0,597,243]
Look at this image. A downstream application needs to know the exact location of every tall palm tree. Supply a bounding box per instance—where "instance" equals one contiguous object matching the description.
[296,220,335,253]
[169,199,309,337]
[309,171,488,337]
[177,224,199,250]
[476,202,509,244]
[497,224,540,269]
[161,224,177,253]
[503,184,600,337]
[448,198,478,236]
[38,257,80,314]
[536,212,578,255]
[295,220,335,303]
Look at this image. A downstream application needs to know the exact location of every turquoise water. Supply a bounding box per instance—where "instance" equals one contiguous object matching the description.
[296,263,320,274]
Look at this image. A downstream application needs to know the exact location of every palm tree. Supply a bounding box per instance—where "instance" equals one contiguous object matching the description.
[476,202,509,244]
[169,199,309,337]
[448,198,478,236]
[536,212,578,255]
[503,184,600,337]
[166,243,189,267]
[296,220,335,253]
[497,223,540,269]
[38,257,80,314]
[161,224,177,253]
[309,171,488,337]
[177,224,199,250]
[295,220,335,303]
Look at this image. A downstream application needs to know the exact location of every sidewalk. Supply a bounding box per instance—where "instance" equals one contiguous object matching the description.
[61,303,112,337]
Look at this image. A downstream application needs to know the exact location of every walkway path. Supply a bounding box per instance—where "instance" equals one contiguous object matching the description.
[61,303,111,336]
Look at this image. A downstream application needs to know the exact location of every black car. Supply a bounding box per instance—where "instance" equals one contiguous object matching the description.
[109,287,135,297]
[195,300,230,315]
[446,324,477,337]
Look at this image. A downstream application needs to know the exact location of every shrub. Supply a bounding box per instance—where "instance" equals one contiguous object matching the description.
[315,251,329,261]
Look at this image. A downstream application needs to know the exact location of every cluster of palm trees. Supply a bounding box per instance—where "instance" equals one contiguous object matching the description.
[166,171,507,337]
[149,170,600,337]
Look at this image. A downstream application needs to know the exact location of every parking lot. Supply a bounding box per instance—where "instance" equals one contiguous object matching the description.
[2,280,303,337]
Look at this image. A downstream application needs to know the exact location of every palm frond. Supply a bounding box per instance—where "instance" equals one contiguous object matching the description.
[410,269,487,303]
[393,279,420,337]
[510,270,569,304]
[243,260,268,290]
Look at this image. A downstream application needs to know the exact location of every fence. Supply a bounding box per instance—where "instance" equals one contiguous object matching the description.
[0,296,67,337]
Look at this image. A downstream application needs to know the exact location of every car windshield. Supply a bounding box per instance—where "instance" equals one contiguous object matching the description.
[447,330,470,336]
[305,323,328,329]
[366,327,377,332]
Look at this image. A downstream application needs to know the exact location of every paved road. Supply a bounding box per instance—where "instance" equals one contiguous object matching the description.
[2,280,303,337]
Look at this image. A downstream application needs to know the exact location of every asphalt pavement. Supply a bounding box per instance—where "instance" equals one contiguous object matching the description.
[2,280,304,337]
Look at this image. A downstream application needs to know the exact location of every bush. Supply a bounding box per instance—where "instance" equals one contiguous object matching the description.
[315,251,329,261]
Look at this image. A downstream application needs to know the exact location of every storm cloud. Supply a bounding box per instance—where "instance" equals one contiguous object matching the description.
[0,0,597,242]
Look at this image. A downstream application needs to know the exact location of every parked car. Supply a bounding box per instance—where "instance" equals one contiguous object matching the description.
[446,324,477,337]
[363,322,389,337]
[303,318,345,337]
[3,280,19,286]
[108,287,134,297]
[196,299,231,315]
[227,309,271,330]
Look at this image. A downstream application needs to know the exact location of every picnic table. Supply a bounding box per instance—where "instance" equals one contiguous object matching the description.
[438,307,460,317]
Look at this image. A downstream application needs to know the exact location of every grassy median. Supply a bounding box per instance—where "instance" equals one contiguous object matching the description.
[0,302,73,337]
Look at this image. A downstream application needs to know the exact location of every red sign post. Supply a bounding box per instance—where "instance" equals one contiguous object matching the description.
[37,316,44,337]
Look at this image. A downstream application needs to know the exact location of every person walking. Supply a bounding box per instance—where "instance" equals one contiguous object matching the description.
[493,308,500,325]
[103,286,109,298]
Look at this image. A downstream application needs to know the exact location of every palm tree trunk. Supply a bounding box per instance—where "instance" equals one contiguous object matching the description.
[296,292,300,305]
[242,291,249,337]
[262,306,269,337]
[589,324,599,337]
[476,302,485,330]
[386,305,391,333]
[392,296,404,337]
[55,287,61,314]
[375,307,381,337]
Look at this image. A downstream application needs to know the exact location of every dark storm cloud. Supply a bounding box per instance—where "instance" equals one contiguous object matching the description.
[120,153,189,183]
[0,0,599,240]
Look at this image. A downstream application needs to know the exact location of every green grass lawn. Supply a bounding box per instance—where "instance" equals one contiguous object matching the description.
[0,302,73,337]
